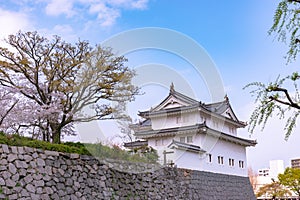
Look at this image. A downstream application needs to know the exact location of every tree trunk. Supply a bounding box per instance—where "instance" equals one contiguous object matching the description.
[42,130,50,142]
[52,129,61,144]
[50,123,61,144]
[40,121,51,142]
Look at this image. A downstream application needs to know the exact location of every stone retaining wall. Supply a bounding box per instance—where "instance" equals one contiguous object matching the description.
[0,144,256,199]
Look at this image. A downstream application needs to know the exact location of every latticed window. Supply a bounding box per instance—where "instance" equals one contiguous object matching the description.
[187,136,193,143]
[180,137,185,143]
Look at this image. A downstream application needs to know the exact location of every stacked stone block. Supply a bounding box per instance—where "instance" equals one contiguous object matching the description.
[0,144,256,199]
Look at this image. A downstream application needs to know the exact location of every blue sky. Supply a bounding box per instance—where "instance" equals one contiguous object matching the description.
[1,0,299,171]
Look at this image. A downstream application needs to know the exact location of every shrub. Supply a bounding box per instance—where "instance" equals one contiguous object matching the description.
[0,133,158,163]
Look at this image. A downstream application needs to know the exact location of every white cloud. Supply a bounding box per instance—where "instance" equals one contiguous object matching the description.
[45,0,76,17]
[43,0,149,27]
[89,2,121,27]
[132,0,148,9]
[2,0,150,30]
[0,8,31,36]
[0,8,32,47]
[86,0,149,27]
[108,0,149,9]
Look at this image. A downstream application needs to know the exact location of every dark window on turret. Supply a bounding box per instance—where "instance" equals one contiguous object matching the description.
[208,154,212,163]
[239,160,244,168]
[218,156,224,165]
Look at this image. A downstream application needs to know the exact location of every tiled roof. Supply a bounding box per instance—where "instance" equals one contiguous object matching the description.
[123,140,148,149]
[135,123,206,137]
[135,123,257,147]
[137,87,245,127]
[168,140,206,153]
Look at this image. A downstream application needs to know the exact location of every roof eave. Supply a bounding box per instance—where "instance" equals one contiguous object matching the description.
[205,128,257,147]
[134,124,256,147]
[134,123,206,139]
[168,140,206,153]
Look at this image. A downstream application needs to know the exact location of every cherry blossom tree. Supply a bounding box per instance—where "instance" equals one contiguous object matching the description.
[0,31,139,143]
[0,87,19,131]
[248,167,259,192]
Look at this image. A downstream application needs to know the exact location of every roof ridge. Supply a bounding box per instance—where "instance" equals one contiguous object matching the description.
[172,90,199,103]
[204,99,227,106]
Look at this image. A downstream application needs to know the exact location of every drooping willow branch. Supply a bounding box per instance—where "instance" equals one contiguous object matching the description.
[268,87,300,109]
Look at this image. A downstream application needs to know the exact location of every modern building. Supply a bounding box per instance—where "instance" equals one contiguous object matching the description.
[258,168,270,177]
[128,84,256,177]
[256,160,285,194]
[291,158,300,169]
[255,160,300,199]
[257,160,284,179]
[269,160,285,178]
